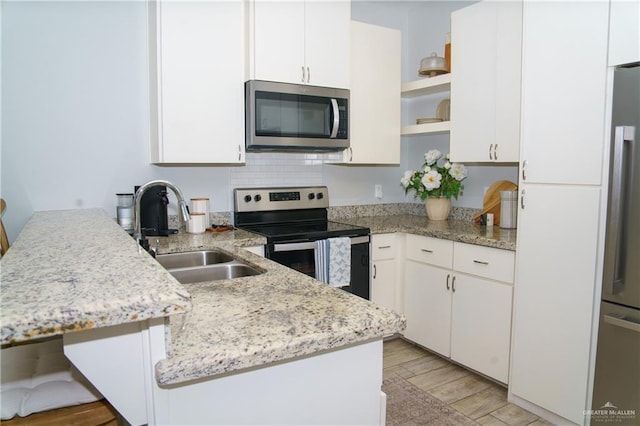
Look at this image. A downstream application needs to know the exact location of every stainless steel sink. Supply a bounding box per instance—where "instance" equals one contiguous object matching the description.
[156,250,234,269]
[156,250,263,284]
[167,262,263,284]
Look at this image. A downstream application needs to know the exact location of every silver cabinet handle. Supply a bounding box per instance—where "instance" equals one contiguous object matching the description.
[373,264,377,279]
[349,147,353,162]
[330,98,339,138]
[473,260,489,265]
[451,276,456,292]
[604,313,640,333]
[446,274,450,290]
[377,245,391,249]
[520,189,525,210]
[307,66,310,83]
[522,160,527,181]
[494,144,498,160]
[489,144,494,160]
[238,144,242,161]
[421,248,433,253]
[301,66,306,83]
[603,126,635,296]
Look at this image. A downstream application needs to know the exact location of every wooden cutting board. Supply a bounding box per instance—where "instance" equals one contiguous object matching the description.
[473,180,518,225]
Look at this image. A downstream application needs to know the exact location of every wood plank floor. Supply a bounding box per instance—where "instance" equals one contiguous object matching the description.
[383,338,554,426]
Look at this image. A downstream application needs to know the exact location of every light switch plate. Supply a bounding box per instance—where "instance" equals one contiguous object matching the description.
[375,185,383,199]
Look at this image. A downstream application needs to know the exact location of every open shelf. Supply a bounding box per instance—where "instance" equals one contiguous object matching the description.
[401,121,451,136]
[401,73,451,98]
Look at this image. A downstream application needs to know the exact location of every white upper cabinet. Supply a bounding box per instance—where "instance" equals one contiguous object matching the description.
[247,0,350,89]
[338,21,400,164]
[519,1,609,184]
[449,0,522,163]
[148,1,245,164]
[608,0,640,66]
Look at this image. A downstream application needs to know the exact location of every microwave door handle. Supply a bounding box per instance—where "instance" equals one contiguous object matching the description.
[330,98,339,139]
[604,125,635,296]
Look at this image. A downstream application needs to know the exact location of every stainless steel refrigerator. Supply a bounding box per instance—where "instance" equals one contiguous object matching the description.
[592,63,640,425]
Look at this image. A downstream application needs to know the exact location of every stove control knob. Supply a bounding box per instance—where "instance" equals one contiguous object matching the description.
[244,195,252,203]
[317,192,324,200]
[254,194,262,202]
[308,193,315,200]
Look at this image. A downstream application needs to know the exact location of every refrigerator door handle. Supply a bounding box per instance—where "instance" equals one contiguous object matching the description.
[604,126,636,296]
[603,313,640,333]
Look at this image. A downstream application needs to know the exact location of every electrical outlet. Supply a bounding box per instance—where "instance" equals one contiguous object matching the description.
[375,184,383,199]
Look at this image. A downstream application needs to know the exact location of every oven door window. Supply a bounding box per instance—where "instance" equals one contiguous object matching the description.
[267,244,316,278]
[255,91,331,139]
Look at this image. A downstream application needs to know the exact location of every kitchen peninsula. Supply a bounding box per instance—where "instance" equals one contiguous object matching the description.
[1,209,405,425]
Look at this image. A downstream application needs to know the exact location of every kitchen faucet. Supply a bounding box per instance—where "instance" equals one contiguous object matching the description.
[133,180,190,253]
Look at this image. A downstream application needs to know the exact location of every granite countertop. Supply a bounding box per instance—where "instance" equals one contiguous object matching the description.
[0,209,191,345]
[337,214,517,251]
[156,246,403,385]
[0,209,405,387]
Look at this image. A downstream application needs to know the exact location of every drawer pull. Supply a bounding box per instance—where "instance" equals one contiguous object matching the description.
[446,274,450,290]
[473,260,489,265]
[421,248,433,253]
[378,245,391,249]
[452,276,456,292]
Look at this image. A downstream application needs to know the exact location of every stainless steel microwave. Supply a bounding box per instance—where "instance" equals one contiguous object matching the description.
[245,80,349,152]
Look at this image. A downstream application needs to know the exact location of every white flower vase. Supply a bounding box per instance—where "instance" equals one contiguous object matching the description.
[426,197,451,221]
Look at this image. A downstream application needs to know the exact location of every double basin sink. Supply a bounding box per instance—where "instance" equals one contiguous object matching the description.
[156,250,263,284]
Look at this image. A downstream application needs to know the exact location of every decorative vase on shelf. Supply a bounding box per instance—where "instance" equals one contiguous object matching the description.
[425,197,451,221]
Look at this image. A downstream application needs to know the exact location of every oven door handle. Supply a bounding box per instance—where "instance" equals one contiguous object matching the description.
[272,241,317,252]
[272,236,369,252]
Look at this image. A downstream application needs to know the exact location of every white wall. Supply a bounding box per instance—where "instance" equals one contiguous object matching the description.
[1,0,517,243]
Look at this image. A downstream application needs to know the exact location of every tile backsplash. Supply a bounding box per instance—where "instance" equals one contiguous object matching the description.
[168,203,480,229]
[229,152,342,188]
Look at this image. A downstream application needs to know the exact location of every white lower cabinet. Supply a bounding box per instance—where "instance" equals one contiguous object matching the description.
[244,245,264,257]
[403,234,515,383]
[449,273,512,384]
[370,234,400,314]
[404,260,452,357]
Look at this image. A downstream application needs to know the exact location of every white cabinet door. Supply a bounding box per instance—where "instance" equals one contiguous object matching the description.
[608,0,640,66]
[339,21,400,164]
[250,1,305,85]
[450,0,522,163]
[371,234,398,313]
[372,258,398,313]
[305,1,350,89]
[248,1,350,88]
[148,1,244,164]
[404,260,452,357]
[450,273,512,384]
[510,184,601,424]
[520,1,609,184]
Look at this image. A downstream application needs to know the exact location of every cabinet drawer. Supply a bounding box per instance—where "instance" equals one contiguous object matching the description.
[453,242,515,283]
[371,234,397,260]
[405,234,453,268]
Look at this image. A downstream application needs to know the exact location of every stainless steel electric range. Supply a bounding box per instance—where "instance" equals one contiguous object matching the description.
[234,186,370,300]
